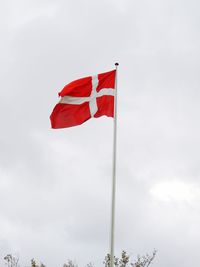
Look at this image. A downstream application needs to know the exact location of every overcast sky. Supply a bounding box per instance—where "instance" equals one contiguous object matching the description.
[1,0,200,266]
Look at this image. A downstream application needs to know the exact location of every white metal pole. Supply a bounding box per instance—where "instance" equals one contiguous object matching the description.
[110,62,119,267]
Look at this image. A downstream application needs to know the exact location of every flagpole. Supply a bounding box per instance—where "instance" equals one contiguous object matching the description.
[110,62,119,267]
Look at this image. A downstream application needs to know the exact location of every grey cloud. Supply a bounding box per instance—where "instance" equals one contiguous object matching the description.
[0,0,200,267]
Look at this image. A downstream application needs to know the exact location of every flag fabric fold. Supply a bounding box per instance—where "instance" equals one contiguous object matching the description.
[50,69,116,129]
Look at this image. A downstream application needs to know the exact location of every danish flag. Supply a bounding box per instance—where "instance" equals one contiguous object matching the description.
[50,69,116,128]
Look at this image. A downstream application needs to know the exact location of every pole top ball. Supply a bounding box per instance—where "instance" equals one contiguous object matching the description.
[115,63,119,66]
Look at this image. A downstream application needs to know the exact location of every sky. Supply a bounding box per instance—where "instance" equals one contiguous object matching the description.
[0,0,200,266]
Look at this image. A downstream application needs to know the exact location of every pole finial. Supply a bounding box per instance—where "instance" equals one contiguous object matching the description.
[115,62,119,66]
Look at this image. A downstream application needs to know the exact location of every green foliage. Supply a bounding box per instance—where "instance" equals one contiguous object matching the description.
[131,250,156,267]
[103,250,156,267]
[4,250,156,267]
[31,258,46,267]
[31,259,37,267]
[4,254,19,267]
[63,260,78,267]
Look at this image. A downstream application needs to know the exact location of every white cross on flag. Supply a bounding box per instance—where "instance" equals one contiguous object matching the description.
[50,69,116,128]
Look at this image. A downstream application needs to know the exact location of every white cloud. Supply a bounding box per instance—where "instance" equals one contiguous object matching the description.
[1,1,59,30]
[150,180,200,203]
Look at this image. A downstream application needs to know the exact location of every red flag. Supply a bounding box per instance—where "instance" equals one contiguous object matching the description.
[50,70,116,128]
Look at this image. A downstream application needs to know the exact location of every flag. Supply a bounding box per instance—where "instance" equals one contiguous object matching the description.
[50,69,116,128]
